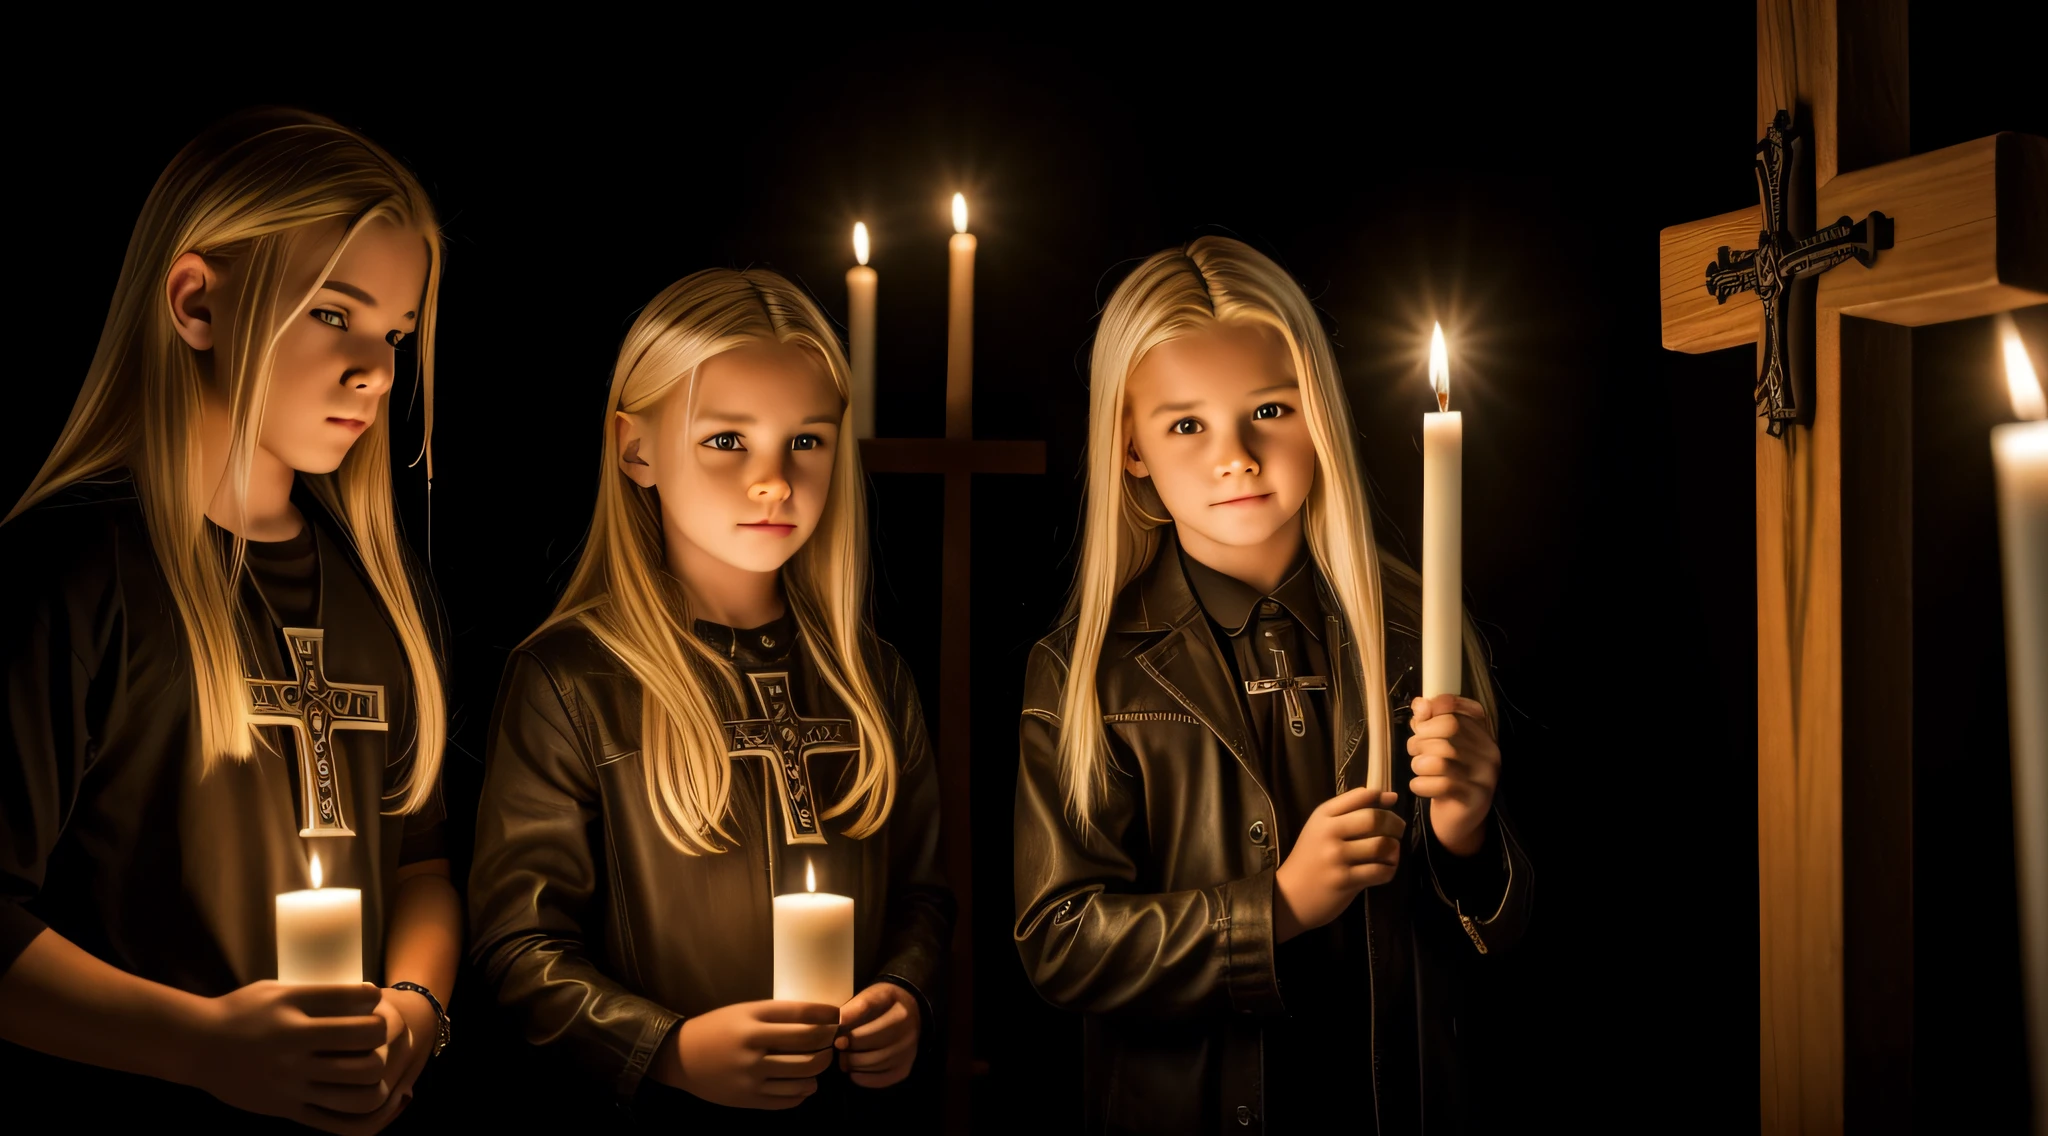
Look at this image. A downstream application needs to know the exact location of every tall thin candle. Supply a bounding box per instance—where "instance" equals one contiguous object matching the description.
[1992,317,2047,1126]
[847,223,877,439]
[945,194,975,440]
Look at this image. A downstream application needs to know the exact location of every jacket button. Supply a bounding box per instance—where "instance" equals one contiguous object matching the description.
[1248,820,1267,845]
[1237,1104,1252,1125]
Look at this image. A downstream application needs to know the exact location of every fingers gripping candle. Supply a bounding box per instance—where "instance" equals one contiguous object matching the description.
[773,860,854,1006]
[1422,323,1464,705]
[276,852,362,984]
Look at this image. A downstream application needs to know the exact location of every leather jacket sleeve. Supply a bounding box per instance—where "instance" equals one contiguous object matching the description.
[467,648,681,1103]
[1013,639,1285,1022]
[1410,642,1536,958]
[869,647,956,1017]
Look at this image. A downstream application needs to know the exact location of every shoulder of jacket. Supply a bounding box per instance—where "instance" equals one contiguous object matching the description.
[511,619,617,691]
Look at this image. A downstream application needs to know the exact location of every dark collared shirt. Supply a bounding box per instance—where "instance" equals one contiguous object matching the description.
[1179,540,1384,1133]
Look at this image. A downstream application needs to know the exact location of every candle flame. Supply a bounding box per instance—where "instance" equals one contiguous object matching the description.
[1428,323,1450,412]
[853,222,870,267]
[805,859,816,893]
[952,193,968,235]
[310,852,323,890]
[2001,316,2045,421]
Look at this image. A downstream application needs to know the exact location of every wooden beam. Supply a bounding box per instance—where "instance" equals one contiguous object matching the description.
[1659,206,1764,353]
[1819,133,2048,325]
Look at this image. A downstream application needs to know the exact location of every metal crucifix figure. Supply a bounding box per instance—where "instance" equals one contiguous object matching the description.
[1704,109,1894,437]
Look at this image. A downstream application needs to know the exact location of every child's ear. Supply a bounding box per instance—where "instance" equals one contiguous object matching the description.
[616,411,657,488]
[166,251,218,352]
[1122,438,1151,480]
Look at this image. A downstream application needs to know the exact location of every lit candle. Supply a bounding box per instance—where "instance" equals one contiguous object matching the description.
[1416,323,1463,798]
[276,852,361,984]
[772,860,853,1007]
[847,222,878,440]
[1992,316,2047,1119]
[945,193,975,440]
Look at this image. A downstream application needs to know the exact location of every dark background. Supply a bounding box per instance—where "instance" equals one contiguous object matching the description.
[11,9,2043,1132]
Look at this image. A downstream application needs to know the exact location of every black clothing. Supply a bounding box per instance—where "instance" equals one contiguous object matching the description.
[467,606,953,1125]
[0,476,446,1122]
[1015,526,1533,1135]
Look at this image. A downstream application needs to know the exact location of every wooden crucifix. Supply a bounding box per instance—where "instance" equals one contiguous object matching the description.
[1657,2,2047,1131]
[859,314,1044,1130]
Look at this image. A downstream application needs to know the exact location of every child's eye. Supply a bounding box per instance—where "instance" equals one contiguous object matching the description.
[311,308,348,330]
[385,329,408,348]
[790,434,826,451]
[1171,418,1204,435]
[1252,402,1288,421]
[701,432,746,452]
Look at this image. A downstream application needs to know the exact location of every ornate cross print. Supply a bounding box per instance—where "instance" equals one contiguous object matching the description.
[246,627,387,838]
[723,671,859,846]
[1243,646,1327,739]
[1704,109,1894,437]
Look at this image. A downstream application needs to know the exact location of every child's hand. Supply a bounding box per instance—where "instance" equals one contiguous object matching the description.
[1408,694,1501,856]
[659,1000,839,1109]
[190,980,411,1134]
[1273,787,1405,942]
[835,982,920,1088]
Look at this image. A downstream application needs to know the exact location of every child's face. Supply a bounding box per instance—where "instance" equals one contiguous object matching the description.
[258,218,426,474]
[620,341,844,576]
[1122,322,1316,555]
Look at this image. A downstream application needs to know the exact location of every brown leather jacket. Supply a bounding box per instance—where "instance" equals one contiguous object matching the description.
[1014,531,1533,1134]
[468,617,953,1113]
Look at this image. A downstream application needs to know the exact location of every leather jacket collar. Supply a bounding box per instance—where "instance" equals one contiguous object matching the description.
[1111,527,1370,790]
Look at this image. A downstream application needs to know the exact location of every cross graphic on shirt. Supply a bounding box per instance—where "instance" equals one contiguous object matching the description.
[1244,646,1327,739]
[723,671,859,846]
[246,627,386,837]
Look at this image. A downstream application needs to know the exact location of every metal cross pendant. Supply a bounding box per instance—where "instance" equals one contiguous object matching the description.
[1703,109,1894,437]
[723,671,860,846]
[246,627,387,837]
[1244,646,1328,739]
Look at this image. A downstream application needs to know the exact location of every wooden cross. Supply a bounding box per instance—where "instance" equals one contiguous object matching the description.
[721,670,858,847]
[1244,646,1327,739]
[859,346,1044,1129]
[246,627,387,838]
[1656,2,2046,1130]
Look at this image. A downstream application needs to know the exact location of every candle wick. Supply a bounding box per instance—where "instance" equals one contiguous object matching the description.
[1437,389,1449,414]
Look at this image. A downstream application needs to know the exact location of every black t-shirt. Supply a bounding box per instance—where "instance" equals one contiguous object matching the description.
[0,478,445,1122]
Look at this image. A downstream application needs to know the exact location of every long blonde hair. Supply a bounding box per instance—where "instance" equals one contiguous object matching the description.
[6,107,446,812]
[536,269,899,855]
[1059,236,1493,820]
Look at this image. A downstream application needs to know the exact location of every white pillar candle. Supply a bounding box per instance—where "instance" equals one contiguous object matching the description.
[1993,319,2048,1124]
[276,852,361,984]
[847,222,878,440]
[945,193,976,441]
[773,860,853,1006]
